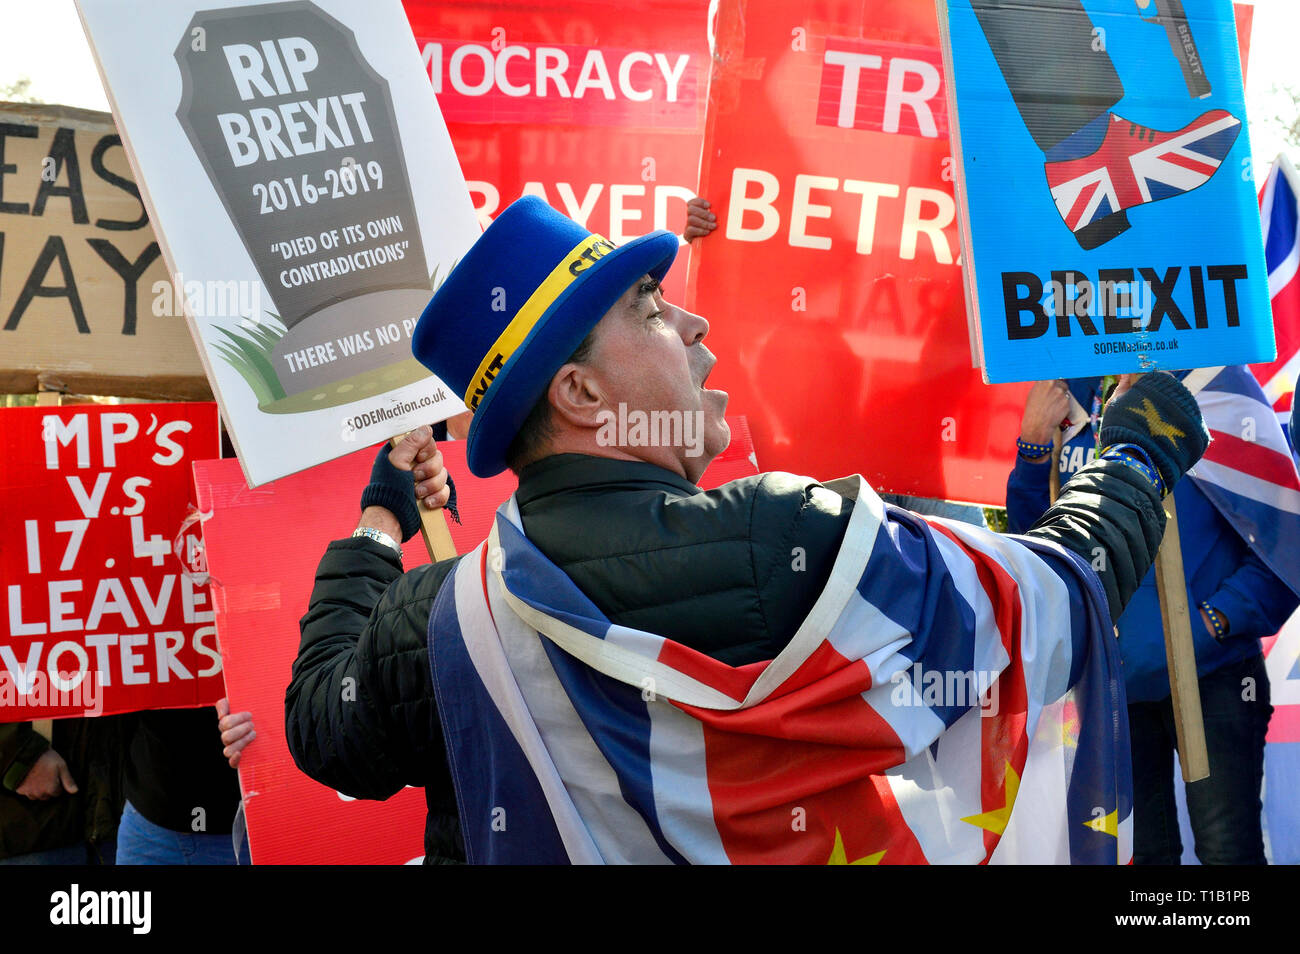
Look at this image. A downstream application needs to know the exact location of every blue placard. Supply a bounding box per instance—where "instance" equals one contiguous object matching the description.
[939,0,1274,383]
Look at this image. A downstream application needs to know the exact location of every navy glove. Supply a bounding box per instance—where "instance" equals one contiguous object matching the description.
[359,442,422,542]
[1098,373,1209,490]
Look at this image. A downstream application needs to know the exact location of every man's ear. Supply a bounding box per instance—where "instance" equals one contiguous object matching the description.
[548,362,607,429]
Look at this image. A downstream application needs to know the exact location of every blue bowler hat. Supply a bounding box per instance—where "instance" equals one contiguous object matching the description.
[413,196,679,477]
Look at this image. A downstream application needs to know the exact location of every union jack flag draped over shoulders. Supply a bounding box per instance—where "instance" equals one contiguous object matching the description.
[1183,364,1300,598]
[428,477,1132,864]
[1256,153,1300,449]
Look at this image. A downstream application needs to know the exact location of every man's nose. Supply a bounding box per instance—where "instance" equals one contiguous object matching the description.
[666,302,709,346]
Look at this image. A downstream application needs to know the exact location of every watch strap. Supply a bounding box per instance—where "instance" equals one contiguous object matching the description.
[352,526,402,557]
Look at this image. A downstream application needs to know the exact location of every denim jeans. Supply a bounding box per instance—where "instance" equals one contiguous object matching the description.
[115,800,247,865]
[0,838,115,865]
[1128,653,1272,864]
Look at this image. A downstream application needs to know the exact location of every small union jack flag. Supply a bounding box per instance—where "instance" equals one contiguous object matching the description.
[1183,363,1300,863]
[1046,110,1242,235]
[1184,364,1300,599]
[1255,154,1300,446]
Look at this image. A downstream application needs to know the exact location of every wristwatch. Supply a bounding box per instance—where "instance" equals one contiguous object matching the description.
[352,526,402,557]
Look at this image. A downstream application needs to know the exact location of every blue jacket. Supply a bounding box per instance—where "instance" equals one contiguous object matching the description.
[1006,377,1297,703]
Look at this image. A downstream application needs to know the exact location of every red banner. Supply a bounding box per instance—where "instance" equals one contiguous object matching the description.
[401,1,1252,505]
[1,403,222,720]
[195,417,757,863]
[817,36,948,138]
[687,0,1035,505]
[403,0,709,300]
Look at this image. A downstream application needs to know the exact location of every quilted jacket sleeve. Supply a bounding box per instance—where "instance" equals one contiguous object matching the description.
[0,723,49,792]
[1022,459,1166,623]
[285,537,458,800]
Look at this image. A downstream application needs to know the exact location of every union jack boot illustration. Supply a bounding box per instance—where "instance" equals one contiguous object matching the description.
[1045,109,1242,250]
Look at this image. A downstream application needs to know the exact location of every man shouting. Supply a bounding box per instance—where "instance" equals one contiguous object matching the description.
[287,196,1207,864]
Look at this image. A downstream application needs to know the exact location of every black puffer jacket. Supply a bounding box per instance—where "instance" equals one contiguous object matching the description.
[1,716,128,860]
[287,445,1167,863]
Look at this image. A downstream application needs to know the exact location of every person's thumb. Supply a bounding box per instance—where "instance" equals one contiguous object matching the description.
[1108,372,1140,403]
[388,425,432,471]
[59,763,78,795]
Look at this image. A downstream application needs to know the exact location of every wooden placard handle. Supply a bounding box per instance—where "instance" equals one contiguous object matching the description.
[34,389,59,739]
[1153,494,1210,782]
[1048,427,1063,503]
[390,434,458,563]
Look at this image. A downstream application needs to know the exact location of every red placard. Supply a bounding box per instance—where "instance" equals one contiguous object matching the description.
[403,0,709,301]
[194,447,425,865]
[688,0,1034,505]
[403,1,1251,506]
[195,416,757,863]
[817,36,949,138]
[1,403,222,720]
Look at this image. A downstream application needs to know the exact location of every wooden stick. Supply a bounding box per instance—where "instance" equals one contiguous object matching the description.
[416,497,458,562]
[1048,427,1063,503]
[390,434,457,562]
[34,388,59,739]
[1153,494,1210,782]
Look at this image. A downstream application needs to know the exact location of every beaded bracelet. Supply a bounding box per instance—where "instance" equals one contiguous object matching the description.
[1200,601,1228,641]
[1099,443,1166,497]
[1101,442,1159,479]
[1016,437,1054,460]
